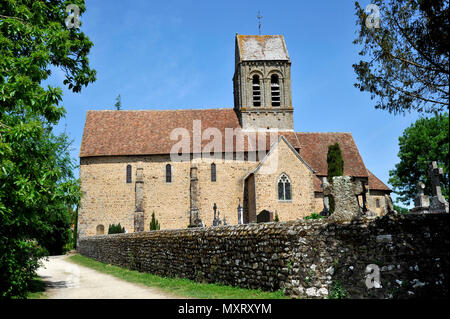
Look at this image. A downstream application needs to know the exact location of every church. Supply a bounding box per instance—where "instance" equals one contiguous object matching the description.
[78,34,391,237]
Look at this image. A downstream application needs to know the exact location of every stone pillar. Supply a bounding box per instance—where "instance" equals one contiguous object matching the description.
[134,165,145,232]
[189,166,202,226]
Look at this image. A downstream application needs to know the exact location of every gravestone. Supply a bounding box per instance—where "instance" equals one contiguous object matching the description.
[323,176,361,222]
[428,161,449,214]
[410,182,430,214]
[212,203,222,226]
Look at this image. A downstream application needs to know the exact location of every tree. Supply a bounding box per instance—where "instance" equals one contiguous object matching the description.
[389,113,448,205]
[327,143,344,213]
[115,94,122,110]
[149,212,160,231]
[353,0,449,114]
[0,0,95,298]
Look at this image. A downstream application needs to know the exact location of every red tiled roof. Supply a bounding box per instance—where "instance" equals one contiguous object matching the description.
[367,170,392,192]
[80,109,389,193]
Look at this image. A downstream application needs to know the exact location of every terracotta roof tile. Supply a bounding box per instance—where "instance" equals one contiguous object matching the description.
[80,108,388,193]
[367,170,392,192]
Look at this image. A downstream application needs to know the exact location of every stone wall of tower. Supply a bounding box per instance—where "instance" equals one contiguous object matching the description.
[234,60,294,131]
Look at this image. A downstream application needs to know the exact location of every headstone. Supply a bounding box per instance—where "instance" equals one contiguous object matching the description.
[237,199,243,224]
[428,161,449,214]
[323,176,361,222]
[212,204,222,226]
[410,182,430,214]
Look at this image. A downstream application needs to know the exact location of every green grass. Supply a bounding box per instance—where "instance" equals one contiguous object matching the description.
[68,254,288,299]
[26,276,47,299]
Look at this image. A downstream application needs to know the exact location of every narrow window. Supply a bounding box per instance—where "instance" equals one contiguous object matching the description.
[271,74,281,107]
[252,75,261,107]
[211,163,216,182]
[126,165,132,183]
[376,199,380,208]
[166,164,172,183]
[278,173,291,201]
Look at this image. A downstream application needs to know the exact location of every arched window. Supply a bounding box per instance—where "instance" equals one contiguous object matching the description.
[252,75,261,107]
[271,74,281,107]
[166,164,172,183]
[211,163,216,182]
[278,173,291,201]
[96,224,104,235]
[126,165,132,183]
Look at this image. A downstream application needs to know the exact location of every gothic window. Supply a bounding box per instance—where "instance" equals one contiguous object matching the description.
[211,163,216,182]
[271,74,281,107]
[278,173,291,201]
[166,164,172,183]
[252,74,261,107]
[96,225,104,235]
[126,165,132,183]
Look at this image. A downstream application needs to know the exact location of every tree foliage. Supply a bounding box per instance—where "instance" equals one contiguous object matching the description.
[0,0,95,298]
[327,143,344,213]
[149,211,160,231]
[389,113,449,205]
[353,0,449,114]
[115,94,121,110]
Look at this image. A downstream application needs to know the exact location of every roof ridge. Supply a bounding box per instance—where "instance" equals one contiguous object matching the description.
[87,108,235,113]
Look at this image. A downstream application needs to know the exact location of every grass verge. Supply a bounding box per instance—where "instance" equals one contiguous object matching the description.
[26,276,47,299]
[68,254,288,299]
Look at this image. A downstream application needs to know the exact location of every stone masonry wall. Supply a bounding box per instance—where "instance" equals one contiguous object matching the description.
[77,213,449,299]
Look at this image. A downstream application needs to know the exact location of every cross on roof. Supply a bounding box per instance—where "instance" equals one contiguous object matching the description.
[257,11,263,35]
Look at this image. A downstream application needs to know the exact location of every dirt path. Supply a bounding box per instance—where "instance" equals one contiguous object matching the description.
[36,254,182,299]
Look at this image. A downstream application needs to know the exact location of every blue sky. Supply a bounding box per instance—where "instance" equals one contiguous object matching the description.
[49,0,423,205]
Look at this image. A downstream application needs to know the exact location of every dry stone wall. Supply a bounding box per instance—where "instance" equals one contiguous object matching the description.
[77,213,449,299]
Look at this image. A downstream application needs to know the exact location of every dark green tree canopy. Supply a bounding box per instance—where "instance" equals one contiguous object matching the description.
[353,0,449,114]
[389,113,449,205]
[327,143,344,181]
[1,0,95,298]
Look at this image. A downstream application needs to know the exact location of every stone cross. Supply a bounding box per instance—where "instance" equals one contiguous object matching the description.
[428,161,449,213]
[428,161,444,197]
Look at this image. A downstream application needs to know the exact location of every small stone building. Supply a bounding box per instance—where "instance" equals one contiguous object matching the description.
[78,34,391,237]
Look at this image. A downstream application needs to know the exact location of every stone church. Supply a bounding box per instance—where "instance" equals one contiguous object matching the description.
[78,34,391,237]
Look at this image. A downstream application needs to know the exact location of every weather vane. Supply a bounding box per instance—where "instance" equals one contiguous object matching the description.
[257,10,263,35]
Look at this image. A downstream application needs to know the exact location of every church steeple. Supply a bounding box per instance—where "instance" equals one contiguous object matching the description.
[233,34,293,131]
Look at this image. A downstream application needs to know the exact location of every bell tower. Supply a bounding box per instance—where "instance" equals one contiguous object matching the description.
[233,34,293,131]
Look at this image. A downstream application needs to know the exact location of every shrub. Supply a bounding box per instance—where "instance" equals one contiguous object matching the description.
[108,223,125,234]
[327,142,344,213]
[149,212,160,231]
[304,213,325,220]
[274,213,280,222]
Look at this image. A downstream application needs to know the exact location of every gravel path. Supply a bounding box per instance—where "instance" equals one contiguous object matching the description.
[36,254,181,299]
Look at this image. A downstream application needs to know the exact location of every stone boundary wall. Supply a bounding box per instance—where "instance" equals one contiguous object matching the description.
[77,213,449,298]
